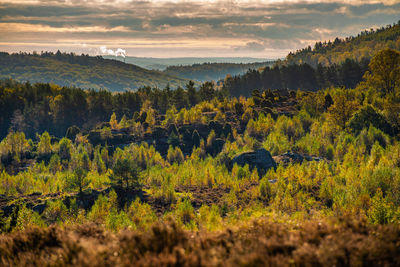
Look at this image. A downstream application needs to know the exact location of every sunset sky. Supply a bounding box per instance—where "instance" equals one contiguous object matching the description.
[0,0,399,58]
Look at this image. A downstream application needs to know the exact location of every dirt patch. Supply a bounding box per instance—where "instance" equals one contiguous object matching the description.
[176,185,231,209]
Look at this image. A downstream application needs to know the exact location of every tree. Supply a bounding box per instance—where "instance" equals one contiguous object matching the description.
[110,112,118,130]
[37,131,52,157]
[111,158,140,190]
[70,167,89,194]
[10,110,27,133]
[323,93,333,111]
[365,48,400,96]
[199,81,215,101]
[192,130,201,148]
[173,86,187,110]
[119,115,128,129]
[348,105,392,135]
[186,81,198,106]
[58,137,72,161]
[327,89,359,129]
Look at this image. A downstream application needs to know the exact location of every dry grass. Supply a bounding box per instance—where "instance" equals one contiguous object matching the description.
[1,217,400,267]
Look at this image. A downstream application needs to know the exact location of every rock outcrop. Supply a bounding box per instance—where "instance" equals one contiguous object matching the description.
[231,148,276,176]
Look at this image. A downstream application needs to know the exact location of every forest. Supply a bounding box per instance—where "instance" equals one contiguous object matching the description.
[0,46,400,265]
[223,58,370,97]
[0,51,188,92]
[285,21,400,67]
[163,61,274,82]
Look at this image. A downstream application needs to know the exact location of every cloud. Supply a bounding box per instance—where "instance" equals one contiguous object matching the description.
[100,46,126,57]
[234,42,266,52]
[0,0,399,57]
[0,23,131,32]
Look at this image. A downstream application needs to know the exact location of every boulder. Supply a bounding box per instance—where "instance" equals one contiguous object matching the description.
[231,148,276,176]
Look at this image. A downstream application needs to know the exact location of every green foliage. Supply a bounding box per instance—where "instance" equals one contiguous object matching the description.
[368,188,396,224]
[175,198,195,226]
[164,61,273,82]
[127,198,157,230]
[110,158,140,190]
[259,177,272,201]
[198,204,223,231]
[2,48,400,236]
[15,204,45,230]
[58,138,72,161]
[68,167,89,194]
[166,146,184,165]
[42,199,69,225]
[88,190,118,223]
[37,131,52,157]
[349,105,392,135]
[365,48,400,96]
[285,23,400,67]
[0,52,188,92]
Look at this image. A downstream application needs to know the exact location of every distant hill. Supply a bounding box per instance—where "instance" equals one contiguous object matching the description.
[163,62,275,82]
[104,56,272,70]
[285,22,400,67]
[0,52,189,92]
[222,21,400,97]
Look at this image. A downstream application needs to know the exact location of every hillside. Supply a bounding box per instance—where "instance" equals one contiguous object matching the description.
[163,61,274,82]
[285,22,400,67]
[104,56,271,70]
[223,22,400,96]
[0,47,400,267]
[0,52,189,92]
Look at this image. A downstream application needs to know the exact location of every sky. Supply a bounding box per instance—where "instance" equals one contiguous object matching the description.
[0,0,399,59]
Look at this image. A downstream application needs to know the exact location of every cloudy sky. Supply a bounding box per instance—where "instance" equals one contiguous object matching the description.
[0,0,399,58]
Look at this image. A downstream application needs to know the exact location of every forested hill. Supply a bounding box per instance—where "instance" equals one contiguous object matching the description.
[223,58,370,97]
[163,61,274,82]
[285,21,400,67]
[0,52,188,92]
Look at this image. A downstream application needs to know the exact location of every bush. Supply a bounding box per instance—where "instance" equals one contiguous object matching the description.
[259,177,272,201]
[175,198,195,226]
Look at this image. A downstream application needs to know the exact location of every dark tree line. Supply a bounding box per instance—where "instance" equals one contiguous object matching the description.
[0,80,220,140]
[164,61,274,82]
[223,59,369,97]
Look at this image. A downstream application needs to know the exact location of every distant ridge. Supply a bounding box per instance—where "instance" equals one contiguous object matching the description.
[285,21,400,67]
[0,52,189,92]
[104,56,273,70]
[163,61,275,82]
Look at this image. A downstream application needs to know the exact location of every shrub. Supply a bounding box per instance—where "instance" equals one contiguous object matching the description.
[15,204,45,230]
[175,198,195,226]
[88,190,118,223]
[259,177,272,201]
[42,199,69,225]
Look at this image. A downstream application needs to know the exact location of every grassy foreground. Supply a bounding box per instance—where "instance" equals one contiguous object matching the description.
[1,217,399,267]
